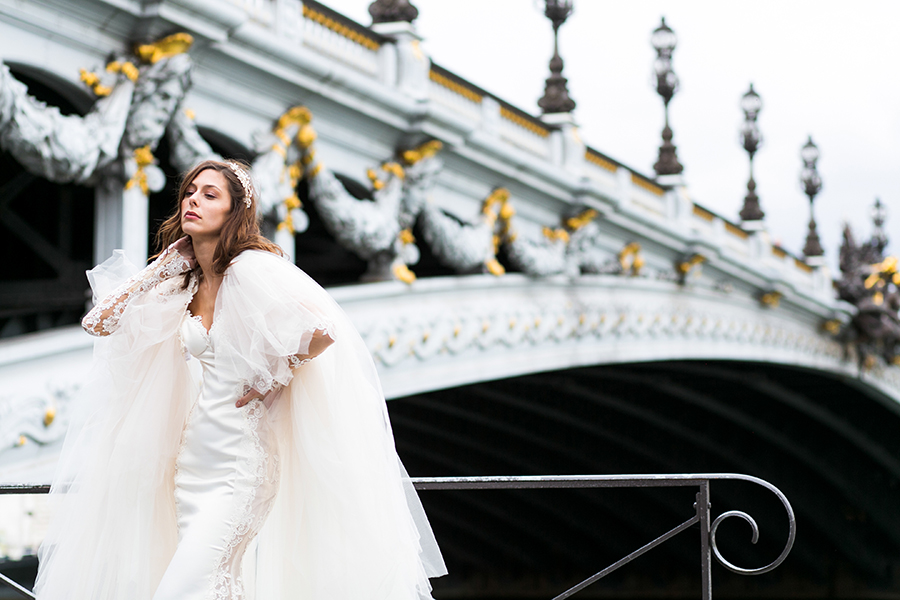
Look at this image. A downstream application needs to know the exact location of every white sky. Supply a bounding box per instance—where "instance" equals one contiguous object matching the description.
[325,0,900,269]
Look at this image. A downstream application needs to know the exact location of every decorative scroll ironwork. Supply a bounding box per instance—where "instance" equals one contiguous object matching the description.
[0,473,794,600]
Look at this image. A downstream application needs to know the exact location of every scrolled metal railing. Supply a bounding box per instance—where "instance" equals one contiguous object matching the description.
[0,473,795,600]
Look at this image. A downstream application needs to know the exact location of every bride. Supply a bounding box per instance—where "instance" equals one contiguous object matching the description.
[33,159,445,599]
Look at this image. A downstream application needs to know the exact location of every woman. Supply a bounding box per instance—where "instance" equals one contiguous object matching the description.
[34,160,445,600]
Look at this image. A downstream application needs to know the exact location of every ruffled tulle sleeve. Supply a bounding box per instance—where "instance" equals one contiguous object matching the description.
[213,251,337,396]
[215,251,447,599]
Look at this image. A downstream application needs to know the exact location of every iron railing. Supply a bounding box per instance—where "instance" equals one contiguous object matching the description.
[0,473,795,600]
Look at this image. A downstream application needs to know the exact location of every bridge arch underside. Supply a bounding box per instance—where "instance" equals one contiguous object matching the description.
[387,360,900,599]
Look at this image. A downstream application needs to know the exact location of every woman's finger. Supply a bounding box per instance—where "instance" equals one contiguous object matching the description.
[235,389,259,408]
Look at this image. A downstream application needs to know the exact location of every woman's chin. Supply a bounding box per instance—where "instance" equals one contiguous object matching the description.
[181,222,201,236]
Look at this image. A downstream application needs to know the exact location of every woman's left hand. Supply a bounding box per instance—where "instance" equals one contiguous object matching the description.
[236,387,262,408]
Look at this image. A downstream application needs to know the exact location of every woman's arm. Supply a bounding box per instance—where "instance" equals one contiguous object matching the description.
[235,327,335,408]
[287,327,335,369]
[82,238,196,337]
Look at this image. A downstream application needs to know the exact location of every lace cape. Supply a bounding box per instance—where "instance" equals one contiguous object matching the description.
[35,250,445,599]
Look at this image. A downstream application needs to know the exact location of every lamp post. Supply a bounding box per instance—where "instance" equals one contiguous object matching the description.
[652,17,683,177]
[739,84,764,226]
[872,198,888,253]
[537,0,576,115]
[800,136,824,262]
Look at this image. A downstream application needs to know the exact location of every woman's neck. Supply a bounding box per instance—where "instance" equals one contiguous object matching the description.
[192,235,220,281]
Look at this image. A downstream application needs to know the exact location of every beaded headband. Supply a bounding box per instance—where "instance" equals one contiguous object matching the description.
[226,161,253,208]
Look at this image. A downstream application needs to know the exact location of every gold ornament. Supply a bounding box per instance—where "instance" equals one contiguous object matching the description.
[136,33,194,64]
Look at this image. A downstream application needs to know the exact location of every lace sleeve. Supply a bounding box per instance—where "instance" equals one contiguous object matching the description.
[82,250,193,337]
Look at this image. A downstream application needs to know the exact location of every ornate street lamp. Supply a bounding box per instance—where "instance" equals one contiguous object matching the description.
[872,197,888,252]
[537,0,576,114]
[800,136,824,260]
[651,17,683,177]
[739,83,764,225]
[368,0,419,23]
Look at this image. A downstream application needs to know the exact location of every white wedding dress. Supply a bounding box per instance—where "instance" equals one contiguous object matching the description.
[35,249,446,600]
[152,313,280,600]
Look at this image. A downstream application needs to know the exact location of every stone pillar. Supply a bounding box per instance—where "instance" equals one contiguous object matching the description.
[121,183,150,264]
[94,177,122,265]
[94,166,148,265]
[372,22,429,102]
[544,112,585,177]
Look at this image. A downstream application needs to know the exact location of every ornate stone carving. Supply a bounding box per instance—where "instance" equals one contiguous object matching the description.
[249,107,313,233]
[0,34,195,192]
[0,384,76,453]
[504,227,570,277]
[420,188,510,276]
[502,207,628,277]
[166,108,220,174]
[676,253,706,285]
[0,61,133,184]
[298,117,444,281]
[354,281,844,374]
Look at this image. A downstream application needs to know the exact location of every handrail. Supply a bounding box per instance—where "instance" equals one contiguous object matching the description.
[0,473,795,600]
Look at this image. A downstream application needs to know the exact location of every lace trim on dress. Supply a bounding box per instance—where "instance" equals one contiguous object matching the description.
[186,309,209,337]
[209,401,279,600]
[287,354,313,369]
[82,251,192,336]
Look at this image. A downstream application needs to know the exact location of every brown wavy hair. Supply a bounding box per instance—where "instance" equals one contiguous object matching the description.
[154,159,282,277]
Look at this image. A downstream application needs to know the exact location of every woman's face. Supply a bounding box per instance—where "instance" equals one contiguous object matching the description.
[181,169,232,240]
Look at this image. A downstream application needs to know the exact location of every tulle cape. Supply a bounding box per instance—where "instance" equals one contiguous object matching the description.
[35,250,446,600]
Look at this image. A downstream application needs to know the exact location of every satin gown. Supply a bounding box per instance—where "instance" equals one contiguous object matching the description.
[152,312,280,600]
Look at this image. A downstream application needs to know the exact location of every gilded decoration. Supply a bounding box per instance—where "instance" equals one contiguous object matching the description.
[584,149,617,173]
[676,253,706,284]
[500,106,550,138]
[759,290,782,308]
[630,173,664,197]
[835,219,900,366]
[303,5,381,51]
[618,242,645,276]
[429,70,483,104]
[135,33,194,64]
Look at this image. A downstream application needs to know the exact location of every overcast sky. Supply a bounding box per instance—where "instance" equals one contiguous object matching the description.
[325,0,899,270]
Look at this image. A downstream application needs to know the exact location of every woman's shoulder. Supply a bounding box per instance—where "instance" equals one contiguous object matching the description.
[226,249,314,287]
[220,248,337,315]
[228,249,293,275]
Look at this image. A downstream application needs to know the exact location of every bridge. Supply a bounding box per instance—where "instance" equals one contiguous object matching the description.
[1,0,899,598]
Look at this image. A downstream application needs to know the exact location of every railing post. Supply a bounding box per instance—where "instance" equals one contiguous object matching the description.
[698,481,712,600]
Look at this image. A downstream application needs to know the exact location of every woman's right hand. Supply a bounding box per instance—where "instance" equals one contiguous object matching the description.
[169,236,198,270]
